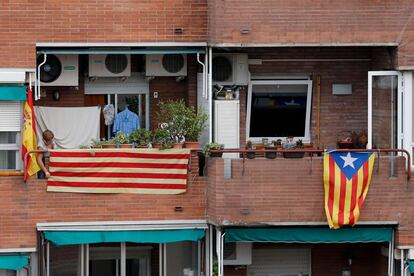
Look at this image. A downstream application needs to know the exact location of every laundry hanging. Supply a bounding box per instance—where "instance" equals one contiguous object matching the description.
[34,106,101,149]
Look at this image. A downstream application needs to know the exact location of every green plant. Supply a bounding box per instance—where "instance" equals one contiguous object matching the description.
[158,100,189,143]
[99,138,116,145]
[113,132,129,144]
[129,128,152,147]
[185,107,208,142]
[203,142,224,155]
[152,128,173,149]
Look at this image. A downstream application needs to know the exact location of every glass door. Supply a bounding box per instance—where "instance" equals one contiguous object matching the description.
[368,71,402,149]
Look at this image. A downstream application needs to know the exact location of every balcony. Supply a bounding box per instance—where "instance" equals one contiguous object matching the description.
[206,150,413,231]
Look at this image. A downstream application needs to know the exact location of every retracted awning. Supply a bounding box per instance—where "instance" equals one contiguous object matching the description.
[44,229,205,246]
[0,255,29,270]
[225,227,393,243]
[37,49,205,55]
[0,86,26,101]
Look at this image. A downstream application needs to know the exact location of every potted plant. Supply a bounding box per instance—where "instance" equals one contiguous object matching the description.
[184,107,208,149]
[129,128,152,148]
[158,100,188,148]
[203,143,224,158]
[282,137,305,158]
[90,138,103,149]
[152,128,173,149]
[245,140,256,159]
[101,138,117,149]
[113,131,133,148]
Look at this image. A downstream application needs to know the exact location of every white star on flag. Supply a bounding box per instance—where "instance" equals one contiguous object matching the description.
[340,152,358,169]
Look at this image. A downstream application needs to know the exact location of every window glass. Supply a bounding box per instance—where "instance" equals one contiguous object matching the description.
[126,244,151,276]
[0,132,19,170]
[0,270,16,276]
[248,83,310,140]
[89,243,121,276]
[50,244,80,276]
[166,241,198,276]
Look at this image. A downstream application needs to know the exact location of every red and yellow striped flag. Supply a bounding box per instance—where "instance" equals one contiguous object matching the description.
[47,149,190,194]
[323,151,375,229]
[22,86,40,180]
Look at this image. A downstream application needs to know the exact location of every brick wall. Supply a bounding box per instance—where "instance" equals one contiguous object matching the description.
[236,47,393,148]
[0,0,207,68]
[0,152,206,249]
[208,0,414,68]
[207,156,414,246]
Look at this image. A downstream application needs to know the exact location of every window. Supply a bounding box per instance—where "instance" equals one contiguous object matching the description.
[0,101,22,170]
[107,93,149,138]
[247,80,313,143]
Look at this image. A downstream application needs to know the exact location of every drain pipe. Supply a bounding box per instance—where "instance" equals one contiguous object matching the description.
[208,47,213,142]
[196,53,206,99]
[36,52,47,101]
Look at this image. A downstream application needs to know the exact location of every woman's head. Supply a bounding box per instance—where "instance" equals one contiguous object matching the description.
[42,129,54,145]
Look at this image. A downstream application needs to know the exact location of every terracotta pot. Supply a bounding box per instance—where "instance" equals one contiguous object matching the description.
[119,144,133,148]
[184,141,200,149]
[152,143,160,149]
[102,144,116,149]
[136,145,148,149]
[173,143,183,149]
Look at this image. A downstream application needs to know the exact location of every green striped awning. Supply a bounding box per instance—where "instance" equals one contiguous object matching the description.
[225,227,393,243]
[0,86,26,101]
[45,229,205,246]
[0,255,29,270]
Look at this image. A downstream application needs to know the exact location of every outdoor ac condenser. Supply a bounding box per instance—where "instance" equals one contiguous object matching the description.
[223,242,252,265]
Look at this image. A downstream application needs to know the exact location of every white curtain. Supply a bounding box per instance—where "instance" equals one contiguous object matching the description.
[34,106,101,149]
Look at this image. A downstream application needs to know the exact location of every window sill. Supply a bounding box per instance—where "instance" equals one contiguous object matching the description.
[0,171,24,176]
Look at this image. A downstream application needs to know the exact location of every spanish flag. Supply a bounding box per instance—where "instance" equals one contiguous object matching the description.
[22,86,40,180]
[323,151,375,229]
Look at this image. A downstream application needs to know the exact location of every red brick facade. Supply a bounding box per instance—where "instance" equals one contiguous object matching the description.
[208,0,414,68]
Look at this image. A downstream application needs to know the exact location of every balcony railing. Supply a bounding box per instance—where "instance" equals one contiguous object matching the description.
[208,148,411,180]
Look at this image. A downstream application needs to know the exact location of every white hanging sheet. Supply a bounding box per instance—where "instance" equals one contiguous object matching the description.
[34,106,101,149]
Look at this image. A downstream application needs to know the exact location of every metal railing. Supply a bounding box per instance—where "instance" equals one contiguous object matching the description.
[208,148,411,180]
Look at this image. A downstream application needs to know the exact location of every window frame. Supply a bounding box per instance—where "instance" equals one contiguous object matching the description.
[246,80,313,143]
[0,101,23,171]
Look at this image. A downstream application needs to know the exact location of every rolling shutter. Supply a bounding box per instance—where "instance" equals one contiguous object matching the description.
[0,102,22,132]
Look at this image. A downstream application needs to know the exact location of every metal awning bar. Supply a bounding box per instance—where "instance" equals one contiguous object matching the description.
[37,49,205,55]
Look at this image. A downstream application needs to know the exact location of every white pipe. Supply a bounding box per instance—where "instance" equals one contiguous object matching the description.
[159,244,162,276]
[401,249,404,276]
[204,49,208,100]
[36,53,47,101]
[209,225,213,276]
[216,229,221,276]
[221,233,225,276]
[208,47,213,143]
[46,242,49,276]
[196,53,206,98]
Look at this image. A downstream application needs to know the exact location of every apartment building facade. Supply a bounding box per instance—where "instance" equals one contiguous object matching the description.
[0,1,414,275]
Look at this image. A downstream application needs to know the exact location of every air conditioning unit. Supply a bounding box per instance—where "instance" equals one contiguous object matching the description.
[89,54,131,77]
[37,54,79,86]
[145,54,187,77]
[212,53,249,85]
[223,242,252,265]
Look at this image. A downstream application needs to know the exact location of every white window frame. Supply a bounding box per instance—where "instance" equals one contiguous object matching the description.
[0,102,23,171]
[246,80,313,143]
[367,71,402,149]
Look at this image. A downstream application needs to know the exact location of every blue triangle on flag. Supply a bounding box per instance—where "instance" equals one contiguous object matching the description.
[329,151,372,180]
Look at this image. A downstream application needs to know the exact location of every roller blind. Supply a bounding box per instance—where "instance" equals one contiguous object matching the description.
[0,102,21,132]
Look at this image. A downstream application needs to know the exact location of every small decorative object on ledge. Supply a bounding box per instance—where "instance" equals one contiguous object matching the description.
[245,140,256,159]
[337,130,368,149]
[282,137,305,158]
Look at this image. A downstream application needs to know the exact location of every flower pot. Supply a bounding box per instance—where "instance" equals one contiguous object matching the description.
[246,150,256,159]
[208,152,223,158]
[119,144,133,148]
[102,144,116,149]
[151,143,161,149]
[173,143,183,149]
[264,147,276,159]
[184,141,200,149]
[283,152,305,158]
[136,145,148,149]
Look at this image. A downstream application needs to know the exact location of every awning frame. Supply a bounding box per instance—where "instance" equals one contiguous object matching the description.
[37,48,205,55]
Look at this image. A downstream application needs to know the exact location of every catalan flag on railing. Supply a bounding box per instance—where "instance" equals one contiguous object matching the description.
[47,149,190,194]
[323,151,375,229]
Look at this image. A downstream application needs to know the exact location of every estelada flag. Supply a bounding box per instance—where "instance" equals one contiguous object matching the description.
[323,151,375,229]
[22,86,40,180]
